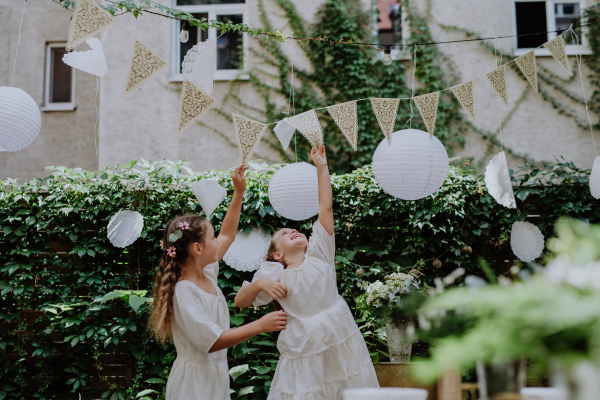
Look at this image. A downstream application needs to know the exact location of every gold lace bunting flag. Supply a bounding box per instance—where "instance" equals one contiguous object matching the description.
[232,114,267,163]
[177,78,215,134]
[543,34,572,75]
[413,92,440,138]
[124,39,168,95]
[325,101,358,151]
[486,66,509,108]
[515,50,538,92]
[66,0,115,51]
[370,98,400,145]
[451,80,476,121]
[286,110,324,149]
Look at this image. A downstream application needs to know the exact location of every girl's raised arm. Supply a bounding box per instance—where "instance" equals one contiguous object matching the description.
[216,163,249,261]
[311,145,334,235]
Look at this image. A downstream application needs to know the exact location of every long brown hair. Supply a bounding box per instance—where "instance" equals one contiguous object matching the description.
[148,215,208,344]
[265,231,285,311]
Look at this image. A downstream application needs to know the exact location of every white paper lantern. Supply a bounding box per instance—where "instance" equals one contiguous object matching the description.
[0,87,41,152]
[268,162,319,221]
[485,151,516,208]
[223,228,271,272]
[343,388,428,400]
[590,156,600,199]
[190,179,227,218]
[107,210,144,248]
[372,129,449,200]
[510,221,545,262]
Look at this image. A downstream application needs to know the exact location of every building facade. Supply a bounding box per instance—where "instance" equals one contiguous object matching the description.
[1,0,598,181]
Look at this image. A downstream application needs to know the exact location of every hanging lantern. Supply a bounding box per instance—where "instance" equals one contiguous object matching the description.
[372,129,449,200]
[510,221,544,262]
[268,162,319,221]
[0,87,41,152]
[189,179,227,218]
[107,210,144,248]
[590,156,600,199]
[223,228,271,272]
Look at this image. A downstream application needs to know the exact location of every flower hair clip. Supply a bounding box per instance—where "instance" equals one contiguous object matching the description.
[160,239,164,249]
[167,246,176,258]
[179,221,190,230]
[168,230,183,243]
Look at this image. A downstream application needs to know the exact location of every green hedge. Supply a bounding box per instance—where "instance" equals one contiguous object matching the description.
[0,158,597,400]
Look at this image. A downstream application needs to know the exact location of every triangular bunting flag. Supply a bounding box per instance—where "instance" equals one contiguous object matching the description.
[370,98,400,145]
[413,92,440,138]
[124,39,168,94]
[543,34,572,75]
[286,110,324,149]
[177,78,215,134]
[325,101,358,151]
[273,119,295,151]
[486,66,509,108]
[232,114,268,163]
[66,0,115,51]
[451,80,476,121]
[515,50,538,92]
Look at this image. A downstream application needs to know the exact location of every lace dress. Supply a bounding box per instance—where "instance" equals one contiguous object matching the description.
[243,221,379,399]
[166,262,231,400]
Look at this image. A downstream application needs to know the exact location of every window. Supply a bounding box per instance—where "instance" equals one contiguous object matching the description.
[43,43,76,111]
[171,0,248,81]
[375,0,410,61]
[513,0,590,56]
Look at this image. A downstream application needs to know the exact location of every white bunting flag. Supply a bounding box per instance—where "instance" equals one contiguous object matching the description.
[451,80,476,121]
[515,50,538,92]
[66,0,115,51]
[413,92,440,138]
[370,98,400,145]
[286,110,324,149]
[486,66,509,108]
[273,119,296,151]
[325,101,358,151]
[182,39,217,95]
[62,37,108,77]
[124,39,168,94]
[177,78,215,134]
[232,114,268,163]
[543,34,572,75]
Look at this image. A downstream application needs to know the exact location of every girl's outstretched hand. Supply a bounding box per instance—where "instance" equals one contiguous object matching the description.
[232,163,249,193]
[310,145,328,168]
[258,310,287,332]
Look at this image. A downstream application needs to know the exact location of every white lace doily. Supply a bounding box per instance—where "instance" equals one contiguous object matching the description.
[274,119,295,151]
[190,179,227,217]
[510,221,544,262]
[63,37,108,77]
[485,151,516,208]
[107,210,144,248]
[181,38,216,95]
[590,156,600,199]
[223,228,271,272]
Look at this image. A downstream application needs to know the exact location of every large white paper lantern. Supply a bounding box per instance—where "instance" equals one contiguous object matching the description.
[0,87,41,152]
[372,129,449,200]
[510,221,545,262]
[590,156,600,199]
[107,210,144,248]
[268,162,319,221]
[223,228,271,272]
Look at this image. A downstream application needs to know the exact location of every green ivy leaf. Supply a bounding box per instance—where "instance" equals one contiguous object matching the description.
[229,364,249,380]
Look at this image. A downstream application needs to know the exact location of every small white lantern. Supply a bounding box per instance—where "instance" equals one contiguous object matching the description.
[590,156,600,199]
[223,228,271,272]
[268,162,319,221]
[510,221,545,262]
[0,87,42,152]
[190,179,227,218]
[107,210,144,248]
[372,129,449,200]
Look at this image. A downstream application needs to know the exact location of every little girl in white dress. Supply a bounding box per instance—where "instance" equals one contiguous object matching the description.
[148,164,287,400]
[235,147,379,399]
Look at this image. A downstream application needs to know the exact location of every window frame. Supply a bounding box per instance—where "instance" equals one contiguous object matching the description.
[169,1,249,82]
[42,42,76,112]
[372,0,411,61]
[512,0,590,56]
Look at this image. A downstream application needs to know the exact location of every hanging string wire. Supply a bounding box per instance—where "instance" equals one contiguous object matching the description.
[10,0,27,87]
[407,44,417,129]
[571,27,598,157]
[291,34,297,163]
[94,76,99,155]
[494,37,504,152]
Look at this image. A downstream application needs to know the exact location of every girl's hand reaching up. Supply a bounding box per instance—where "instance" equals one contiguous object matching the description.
[258,279,287,301]
[310,145,328,168]
[258,311,287,332]
[231,163,249,193]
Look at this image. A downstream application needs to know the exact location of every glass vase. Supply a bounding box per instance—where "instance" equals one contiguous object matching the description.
[476,359,527,400]
[385,314,414,363]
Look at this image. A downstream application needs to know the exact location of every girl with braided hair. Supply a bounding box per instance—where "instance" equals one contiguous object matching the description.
[148,164,287,400]
[235,147,378,399]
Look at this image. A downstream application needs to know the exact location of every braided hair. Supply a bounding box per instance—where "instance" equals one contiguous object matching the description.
[148,215,207,343]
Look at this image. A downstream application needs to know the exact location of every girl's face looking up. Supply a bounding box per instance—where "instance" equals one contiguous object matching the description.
[273,228,308,257]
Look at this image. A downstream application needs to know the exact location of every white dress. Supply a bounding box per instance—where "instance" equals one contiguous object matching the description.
[166,262,231,400]
[244,221,379,400]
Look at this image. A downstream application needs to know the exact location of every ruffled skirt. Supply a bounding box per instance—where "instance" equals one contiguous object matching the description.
[166,359,230,400]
